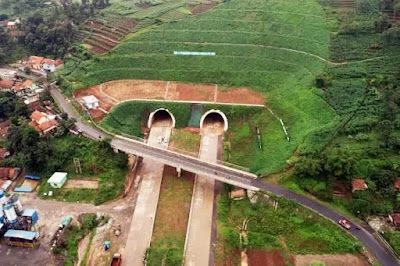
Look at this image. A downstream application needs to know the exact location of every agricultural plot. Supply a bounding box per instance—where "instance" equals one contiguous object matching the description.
[104,0,220,19]
[64,0,335,174]
[79,18,137,54]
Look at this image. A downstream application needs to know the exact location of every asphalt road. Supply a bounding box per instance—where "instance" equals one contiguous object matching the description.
[50,87,400,266]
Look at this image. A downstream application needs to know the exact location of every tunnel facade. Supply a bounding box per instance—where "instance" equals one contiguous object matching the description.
[147,108,176,128]
[200,109,228,132]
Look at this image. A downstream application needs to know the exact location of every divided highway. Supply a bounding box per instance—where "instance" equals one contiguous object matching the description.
[50,87,399,266]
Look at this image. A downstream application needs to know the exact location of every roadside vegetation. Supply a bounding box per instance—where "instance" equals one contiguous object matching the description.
[38,136,128,205]
[216,191,362,264]
[289,1,400,216]
[146,168,194,265]
[53,213,107,266]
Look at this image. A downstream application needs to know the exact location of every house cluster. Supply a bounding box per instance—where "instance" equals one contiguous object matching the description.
[0,68,44,105]
[20,56,64,74]
[29,110,59,135]
[0,18,24,39]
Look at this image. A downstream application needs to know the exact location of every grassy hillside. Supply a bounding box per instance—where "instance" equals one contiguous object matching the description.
[64,0,335,174]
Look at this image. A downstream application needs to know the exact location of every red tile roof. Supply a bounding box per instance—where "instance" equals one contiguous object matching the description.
[395,178,400,190]
[390,213,400,226]
[0,167,16,180]
[28,56,45,65]
[0,80,14,89]
[30,110,46,122]
[37,119,59,133]
[352,178,368,192]
[0,148,9,159]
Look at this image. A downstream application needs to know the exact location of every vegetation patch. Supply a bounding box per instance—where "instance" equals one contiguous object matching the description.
[147,167,194,265]
[38,136,128,205]
[54,213,107,266]
[217,191,361,261]
[169,129,201,154]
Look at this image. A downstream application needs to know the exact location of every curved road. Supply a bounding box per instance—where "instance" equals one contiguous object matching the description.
[50,87,399,266]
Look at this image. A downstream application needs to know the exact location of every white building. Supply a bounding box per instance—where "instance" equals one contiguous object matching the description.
[0,69,17,80]
[47,172,67,188]
[42,58,63,73]
[82,95,100,109]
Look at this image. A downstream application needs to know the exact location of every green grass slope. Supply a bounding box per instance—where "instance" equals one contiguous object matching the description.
[64,0,336,174]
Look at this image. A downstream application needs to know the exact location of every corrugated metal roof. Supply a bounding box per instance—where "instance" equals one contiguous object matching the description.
[4,230,39,240]
[22,208,37,217]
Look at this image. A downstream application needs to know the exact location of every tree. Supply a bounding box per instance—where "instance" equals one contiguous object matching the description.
[0,91,29,119]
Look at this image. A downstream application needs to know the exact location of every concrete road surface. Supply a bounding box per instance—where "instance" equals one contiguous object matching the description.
[122,126,171,266]
[184,134,219,266]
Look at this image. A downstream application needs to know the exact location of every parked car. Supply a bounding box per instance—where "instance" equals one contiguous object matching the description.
[338,219,351,230]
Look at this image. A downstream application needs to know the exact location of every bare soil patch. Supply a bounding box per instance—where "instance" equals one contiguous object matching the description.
[74,85,114,111]
[218,87,265,105]
[294,254,370,266]
[102,79,166,101]
[247,249,288,266]
[64,179,99,189]
[74,80,265,119]
[191,3,217,15]
[168,82,215,102]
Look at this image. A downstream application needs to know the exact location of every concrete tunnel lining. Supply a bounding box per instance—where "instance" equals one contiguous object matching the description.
[200,109,228,132]
[148,108,176,128]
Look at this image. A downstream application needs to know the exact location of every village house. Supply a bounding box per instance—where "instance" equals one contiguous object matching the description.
[351,178,368,193]
[82,95,100,109]
[23,56,45,71]
[229,188,246,200]
[0,148,10,160]
[42,58,64,73]
[22,56,64,73]
[0,69,17,80]
[0,167,20,181]
[6,21,17,31]
[389,213,400,228]
[0,120,11,139]
[29,110,59,135]
[0,80,15,91]
[394,178,400,191]
[13,79,34,96]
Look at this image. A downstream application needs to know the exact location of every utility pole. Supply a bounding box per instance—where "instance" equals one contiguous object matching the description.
[73,158,82,174]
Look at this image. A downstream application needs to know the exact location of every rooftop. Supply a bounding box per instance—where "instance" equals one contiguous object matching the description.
[0,80,15,89]
[82,95,99,104]
[4,230,39,240]
[22,208,37,217]
[390,213,400,226]
[352,178,368,192]
[394,178,400,190]
[48,172,67,184]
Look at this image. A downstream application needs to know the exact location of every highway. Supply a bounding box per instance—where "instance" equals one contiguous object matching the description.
[50,87,399,266]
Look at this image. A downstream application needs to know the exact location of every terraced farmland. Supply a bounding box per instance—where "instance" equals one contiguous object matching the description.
[63,0,335,174]
[79,18,137,54]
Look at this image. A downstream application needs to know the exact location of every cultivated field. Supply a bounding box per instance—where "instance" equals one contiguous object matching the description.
[64,0,335,174]
[78,18,137,54]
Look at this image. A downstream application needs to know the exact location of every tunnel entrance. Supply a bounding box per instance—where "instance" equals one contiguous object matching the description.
[200,110,228,134]
[148,108,176,128]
